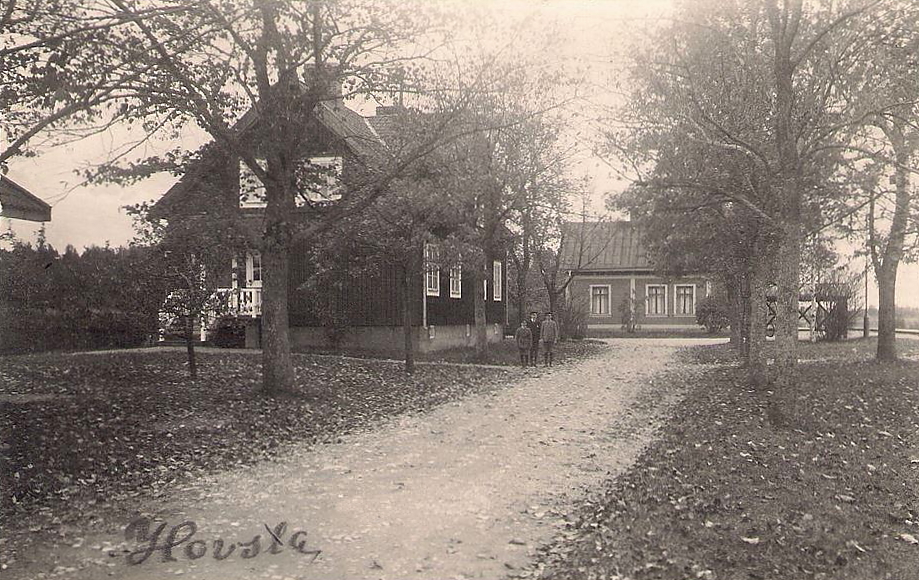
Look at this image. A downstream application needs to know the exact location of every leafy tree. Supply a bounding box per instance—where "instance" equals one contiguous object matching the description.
[835,2,919,360]
[535,194,615,337]
[305,113,456,373]
[127,202,248,379]
[20,0,474,394]
[1,0,202,166]
[604,0,881,393]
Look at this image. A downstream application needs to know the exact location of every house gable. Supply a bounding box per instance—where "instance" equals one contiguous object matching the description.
[149,91,386,220]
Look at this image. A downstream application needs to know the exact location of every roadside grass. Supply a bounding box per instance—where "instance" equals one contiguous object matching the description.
[293,337,610,366]
[537,338,919,580]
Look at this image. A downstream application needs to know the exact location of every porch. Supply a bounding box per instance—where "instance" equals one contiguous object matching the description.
[157,287,262,345]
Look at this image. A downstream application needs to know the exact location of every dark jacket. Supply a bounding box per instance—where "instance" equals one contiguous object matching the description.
[526,317,541,342]
[514,326,533,349]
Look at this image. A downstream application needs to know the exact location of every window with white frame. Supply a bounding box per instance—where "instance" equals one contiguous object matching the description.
[246,251,262,287]
[424,244,440,296]
[675,284,696,316]
[492,260,502,301]
[239,159,267,208]
[590,285,610,315]
[241,156,343,208]
[646,284,667,316]
[449,265,462,298]
[295,156,343,205]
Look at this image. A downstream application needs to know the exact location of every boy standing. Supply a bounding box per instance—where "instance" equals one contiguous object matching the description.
[540,312,559,367]
[514,321,533,367]
[526,311,541,366]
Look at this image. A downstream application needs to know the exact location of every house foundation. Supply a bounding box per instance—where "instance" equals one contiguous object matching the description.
[289,323,505,353]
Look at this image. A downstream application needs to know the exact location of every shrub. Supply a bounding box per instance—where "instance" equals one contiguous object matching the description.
[559,295,589,339]
[696,295,731,333]
[619,295,644,332]
[211,316,247,348]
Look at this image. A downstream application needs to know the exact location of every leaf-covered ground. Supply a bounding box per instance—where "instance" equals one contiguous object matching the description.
[294,337,610,366]
[1,348,587,536]
[536,338,919,580]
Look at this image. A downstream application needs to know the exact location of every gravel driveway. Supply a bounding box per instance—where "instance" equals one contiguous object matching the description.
[10,338,721,580]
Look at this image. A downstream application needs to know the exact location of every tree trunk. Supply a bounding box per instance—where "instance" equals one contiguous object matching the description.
[873,120,912,362]
[876,266,898,360]
[473,266,487,358]
[740,276,752,361]
[726,276,744,353]
[770,5,802,391]
[514,209,532,328]
[261,232,295,394]
[400,263,415,373]
[183,315,197,380]
[515,264,528,331]
[772,226,801,386]
[547,290,559,325]
[747,252,769,387]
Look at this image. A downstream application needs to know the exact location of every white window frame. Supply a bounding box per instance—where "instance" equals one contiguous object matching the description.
[239,158,267,208]
[449,265,462,298]
[492,260,502,301]
[299,156,343,204]
[675,284,696,316]
[245,251,262,288]
[589,284,611,316]
[241,156,343,208]
[646,284,667,316]
[424,244,440,297]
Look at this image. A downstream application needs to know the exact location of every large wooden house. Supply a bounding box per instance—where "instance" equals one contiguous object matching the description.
[560,221,709,334]
[150,94,507,351]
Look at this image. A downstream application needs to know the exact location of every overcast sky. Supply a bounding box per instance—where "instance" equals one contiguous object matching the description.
[2,0,917,308]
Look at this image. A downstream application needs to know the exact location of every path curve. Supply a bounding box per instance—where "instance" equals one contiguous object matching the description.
[12,338,720,580]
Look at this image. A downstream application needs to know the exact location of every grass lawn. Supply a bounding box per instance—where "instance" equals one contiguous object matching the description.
[293,337,610,366]
[537,337,919,580]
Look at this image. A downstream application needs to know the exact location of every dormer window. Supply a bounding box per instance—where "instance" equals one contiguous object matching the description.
[239,155,343,209]
[295,156,343,204]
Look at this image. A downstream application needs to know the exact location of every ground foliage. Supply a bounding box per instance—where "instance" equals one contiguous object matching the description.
[0,351,527,533]
[536,339,919,580]
[293,338,609,366]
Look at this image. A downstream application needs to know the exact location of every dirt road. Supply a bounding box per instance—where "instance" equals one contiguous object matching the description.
[10,338,719,580]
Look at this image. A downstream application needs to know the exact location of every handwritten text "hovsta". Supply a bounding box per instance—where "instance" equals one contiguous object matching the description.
[124,519,321,565]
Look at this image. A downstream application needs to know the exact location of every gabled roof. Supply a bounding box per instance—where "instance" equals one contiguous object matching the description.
[150,94,387,219]
[0,175,51,222]
[559,221,650,272]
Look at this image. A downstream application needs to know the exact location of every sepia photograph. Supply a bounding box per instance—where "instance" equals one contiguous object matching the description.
[2,0,919,578]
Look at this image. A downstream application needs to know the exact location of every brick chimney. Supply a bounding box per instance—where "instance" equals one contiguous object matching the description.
[303,64,343,108]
